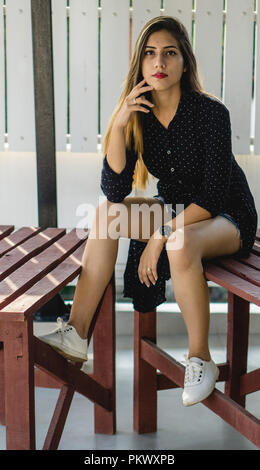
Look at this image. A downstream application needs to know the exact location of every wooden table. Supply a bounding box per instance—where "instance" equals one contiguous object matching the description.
[0,225,116,449]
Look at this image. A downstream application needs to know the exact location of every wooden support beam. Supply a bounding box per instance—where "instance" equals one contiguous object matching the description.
[31,0,57,228]
[93,274,116,434]
[43,383,76,450]
[225,293,250,406]
[34,336,112,411]
[134,310,157,434]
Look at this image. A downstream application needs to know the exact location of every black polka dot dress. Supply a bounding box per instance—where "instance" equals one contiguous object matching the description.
[100,89,258,312]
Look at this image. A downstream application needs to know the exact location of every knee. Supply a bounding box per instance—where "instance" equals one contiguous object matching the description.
[165,227,200,271]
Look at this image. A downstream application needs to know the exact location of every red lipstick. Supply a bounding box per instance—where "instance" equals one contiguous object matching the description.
[152,73,168,79]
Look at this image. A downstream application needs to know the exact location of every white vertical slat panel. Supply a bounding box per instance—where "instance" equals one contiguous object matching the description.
[194,0,223,98]
[0,2,5,149]
[6,0,35,151]
[132,0,162,53]
[100,0,129,140]
[224,0,254,154]
[70,0,98,152]
[52,0,67,151]
[163,0,193,38]
[254,7,260,154]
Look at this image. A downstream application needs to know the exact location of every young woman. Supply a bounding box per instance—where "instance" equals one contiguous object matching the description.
[39,16,258,406]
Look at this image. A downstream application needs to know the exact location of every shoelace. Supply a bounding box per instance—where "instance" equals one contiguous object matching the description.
[55,317,73,340]
[55,317,65,340]
[183,355,204,386]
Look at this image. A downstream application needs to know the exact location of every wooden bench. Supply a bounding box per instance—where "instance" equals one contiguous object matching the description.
[0,225,116,450]
[134,229,260,449]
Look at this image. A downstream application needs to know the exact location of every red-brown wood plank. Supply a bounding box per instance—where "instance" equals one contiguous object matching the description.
[0,242,86,320]
[93,275,116,435]
[43,383,76,450]
[0,226,15,240]
[0,348,5,425]
[35,366,63,388]
[0,230,88,310]
[203,390,260,448]
[214,258,260,287]
[33,337,112,411]
[204,264,260,306]
[134,310,157,434]
[2,318,36,449]
[225,293,249,407]
[0,227,42,257]
[0,227,66,280]
[240,368,260,396]
[141,338,184,387]
[237,253,260,271]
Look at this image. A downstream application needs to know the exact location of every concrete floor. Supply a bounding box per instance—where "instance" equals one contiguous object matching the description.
[0,323,259,450]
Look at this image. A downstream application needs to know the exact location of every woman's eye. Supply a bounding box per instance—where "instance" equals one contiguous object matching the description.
[144,50,176,56]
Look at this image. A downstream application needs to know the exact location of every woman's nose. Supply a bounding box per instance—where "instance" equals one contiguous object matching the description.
[154,53,166,68]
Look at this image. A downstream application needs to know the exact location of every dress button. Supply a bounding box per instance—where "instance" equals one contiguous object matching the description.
[167,150,171,155]
[170,167,175,172]
[178,179,182,184]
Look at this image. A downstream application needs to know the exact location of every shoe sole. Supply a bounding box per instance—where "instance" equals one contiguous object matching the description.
[40,338,88,363]
[182,367,219,407]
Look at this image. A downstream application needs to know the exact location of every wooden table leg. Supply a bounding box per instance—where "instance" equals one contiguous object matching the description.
[134,309,157,433]
[0,347,5,425]
[43,383,75,450]
[93,275,116,434]
[2,317,35,449]
[225,292,250,407]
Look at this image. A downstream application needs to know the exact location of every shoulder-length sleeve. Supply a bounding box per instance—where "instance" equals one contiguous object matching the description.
[191,100,233,217]
[100,144,138,203]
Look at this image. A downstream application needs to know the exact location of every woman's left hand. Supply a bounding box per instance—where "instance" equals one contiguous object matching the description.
[138,231,166,287]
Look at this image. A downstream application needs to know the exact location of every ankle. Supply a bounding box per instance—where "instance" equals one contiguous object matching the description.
[67,319,88,340]
[188,350,211,362]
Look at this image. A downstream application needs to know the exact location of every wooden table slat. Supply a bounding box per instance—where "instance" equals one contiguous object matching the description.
[0,227,42,257]
[0,226,15,240]
[0,230,88,310]
[237,253,260,271]
[213,258,260,287]
[0,228,66,281]
[205,264,260,306]
[0,242,86,318]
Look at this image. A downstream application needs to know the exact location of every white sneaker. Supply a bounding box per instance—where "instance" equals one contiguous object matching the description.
[38,317,88,362]
[182,356,219,406]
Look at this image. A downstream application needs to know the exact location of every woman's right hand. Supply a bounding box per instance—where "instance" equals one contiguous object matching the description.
[113,78,154,129]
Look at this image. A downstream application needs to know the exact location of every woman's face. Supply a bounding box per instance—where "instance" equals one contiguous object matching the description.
[141,29,186,93]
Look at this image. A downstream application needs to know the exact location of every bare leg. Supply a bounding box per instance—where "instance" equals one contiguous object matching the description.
[169,258,211,361]
[68,236,118,339]
[166,216,242,361]
[68,197,167,339]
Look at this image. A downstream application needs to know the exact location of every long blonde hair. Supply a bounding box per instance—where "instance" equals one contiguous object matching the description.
[103,16,206,190]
